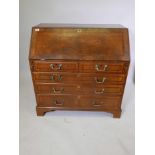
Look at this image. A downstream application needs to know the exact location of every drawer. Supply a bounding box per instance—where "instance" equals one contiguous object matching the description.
[33,72,78,83]
[36,95,77,107]
[78,96,121,110]
[79,84,124,95]
[35,83,123,95]
[33,73,125,84]
[36,94,121,110]
[79,62,124,73]
[35,83,77,94]
[32,61,78,72]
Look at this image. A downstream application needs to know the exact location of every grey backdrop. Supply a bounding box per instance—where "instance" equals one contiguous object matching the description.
[20,0,135,80]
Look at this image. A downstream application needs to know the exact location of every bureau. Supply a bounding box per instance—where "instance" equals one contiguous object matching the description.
[29,24,130,118]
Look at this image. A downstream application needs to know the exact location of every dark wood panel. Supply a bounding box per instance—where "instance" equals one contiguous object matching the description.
[29,26,130,61]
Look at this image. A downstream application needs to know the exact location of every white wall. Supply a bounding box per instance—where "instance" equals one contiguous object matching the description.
[20,0,134,79]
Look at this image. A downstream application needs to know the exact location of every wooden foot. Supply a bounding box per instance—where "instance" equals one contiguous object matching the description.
[36,107,55,116]
[113,111,121,118]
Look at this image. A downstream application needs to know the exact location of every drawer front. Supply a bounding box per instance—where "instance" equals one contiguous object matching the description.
[35,83,123,95]
[33,61,78,72]
[37,95,77,107]
[36,95,121,110]
[35,84,77,94]
[33,73,125,84]
[79,62,124,73]
[78,96,121,110]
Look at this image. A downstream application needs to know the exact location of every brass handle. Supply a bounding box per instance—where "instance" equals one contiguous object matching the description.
[53,100,64,105]
[50,75,54,81]
[95,77,106,83]
[92,101,101,107]
[50,64,62,70]
[57,75,62,81]
[96,64,108,71]
[94,88,104,94]
[50,75,62,81]
[52,88,64,94]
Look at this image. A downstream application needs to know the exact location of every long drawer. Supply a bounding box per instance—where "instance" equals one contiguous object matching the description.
[33,73,126,84]
[35,83,124,95]
[36,94,121,110]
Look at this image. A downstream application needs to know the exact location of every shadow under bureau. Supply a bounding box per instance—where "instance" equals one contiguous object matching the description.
[29,24,130,118]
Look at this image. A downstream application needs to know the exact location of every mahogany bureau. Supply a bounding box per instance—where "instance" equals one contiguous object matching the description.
[29,24,130,118]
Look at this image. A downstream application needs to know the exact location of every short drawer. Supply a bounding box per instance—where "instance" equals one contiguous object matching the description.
[79,62,124,73]
[35,83,77,94]
[36,95,77,107]
[32,61,78,72]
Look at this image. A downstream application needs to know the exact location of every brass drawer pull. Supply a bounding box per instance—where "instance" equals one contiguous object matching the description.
[57,75,62,81]
[50,64,62,70]
[50,75,62,81]
[94,88,104,94]
[50,75,55,81]
[95,77,106,83]
[95,64,108,71]
[92,101,101,107]
[53,100,64,106]
[52,88,64,94]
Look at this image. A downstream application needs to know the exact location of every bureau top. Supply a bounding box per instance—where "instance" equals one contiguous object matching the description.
[29,23,130,61]
[34,23,126,29]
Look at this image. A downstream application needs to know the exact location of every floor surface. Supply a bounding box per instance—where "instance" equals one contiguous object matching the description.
[20,71,135,155]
